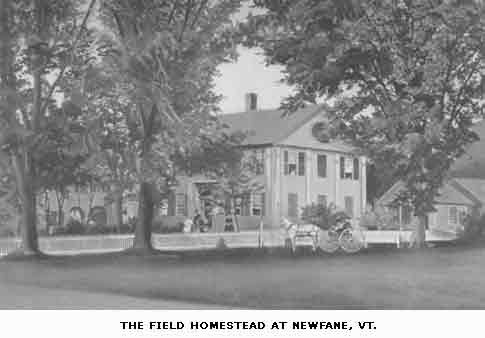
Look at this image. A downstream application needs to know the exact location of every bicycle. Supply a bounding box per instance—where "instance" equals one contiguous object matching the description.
[319,221,365,254]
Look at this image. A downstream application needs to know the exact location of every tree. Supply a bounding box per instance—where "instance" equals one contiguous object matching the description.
[0,0,97,256]
[246,0,485,247]
[97,0,242,251]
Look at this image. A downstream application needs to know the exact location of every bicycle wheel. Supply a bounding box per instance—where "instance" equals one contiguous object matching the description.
[339,229,364,253]
[318,230,340,253]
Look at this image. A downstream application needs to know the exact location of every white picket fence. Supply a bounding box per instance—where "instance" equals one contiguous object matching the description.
[0,231,287,256]
[0,229,458,257]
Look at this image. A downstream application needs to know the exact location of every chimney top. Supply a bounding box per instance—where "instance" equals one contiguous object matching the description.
[245,93,258,112]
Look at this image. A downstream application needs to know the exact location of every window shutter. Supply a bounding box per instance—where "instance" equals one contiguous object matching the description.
[184,194,188,216]
[261,192,265,216]
[353,158,359,180]
[317,154,327,177]
[298,152,305,176]
[283,150,289,175]
[340,156,345,179]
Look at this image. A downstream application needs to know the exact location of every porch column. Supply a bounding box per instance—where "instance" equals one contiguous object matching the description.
[264,148,272,222]
[335,154,340,208]
[273,147,282,225]
[305,150,312,206]
[360,156,367,215]
[186,177,195,217]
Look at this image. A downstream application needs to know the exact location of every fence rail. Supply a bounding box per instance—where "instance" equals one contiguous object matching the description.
[0,229,458,257]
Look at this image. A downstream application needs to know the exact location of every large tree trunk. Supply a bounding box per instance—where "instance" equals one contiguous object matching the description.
[413,214,427,249]
[112,188,123,230]
[11,153,40,256]
[132,181,154,251]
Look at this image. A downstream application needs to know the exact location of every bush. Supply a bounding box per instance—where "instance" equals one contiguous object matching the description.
[65,219,86,235]
[152,218,184,234]
[301,203,350,230]
[86,224,115,235]
[118,223,134,234]
[457,211,485,243]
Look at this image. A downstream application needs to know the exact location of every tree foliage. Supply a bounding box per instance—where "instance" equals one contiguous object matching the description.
[96,0,243,249]
[245,0,485,226]
[0,0,98,254]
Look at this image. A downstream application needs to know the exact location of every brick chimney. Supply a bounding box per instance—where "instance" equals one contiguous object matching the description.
[245,92,258,112]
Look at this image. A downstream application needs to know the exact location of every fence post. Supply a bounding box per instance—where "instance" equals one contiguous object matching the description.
[258,218,264,248]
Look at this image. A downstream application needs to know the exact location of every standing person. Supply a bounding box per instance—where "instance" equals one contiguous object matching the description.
[193,209,203,232]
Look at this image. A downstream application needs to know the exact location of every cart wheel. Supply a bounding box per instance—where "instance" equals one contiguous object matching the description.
[318,230,340,253]
[339,229,364,253]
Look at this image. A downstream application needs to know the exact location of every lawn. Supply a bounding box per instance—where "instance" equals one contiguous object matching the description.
[1,246,485,309]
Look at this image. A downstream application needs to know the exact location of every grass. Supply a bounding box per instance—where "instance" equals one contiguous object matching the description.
[1,245,485,309]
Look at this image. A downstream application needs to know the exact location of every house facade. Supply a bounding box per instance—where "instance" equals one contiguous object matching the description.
[376,121,485,233]
[164,94,367,229]
[0,94,367,234]
[376,178,485,233]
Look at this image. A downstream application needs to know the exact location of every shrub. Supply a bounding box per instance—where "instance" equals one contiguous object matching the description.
[118,223,134,234]
[359,206,409,230]
[457,210,485,243]
[301,203,350,230]
[86,224,115,235]
[65,219,86,235]
[152,218,184,234]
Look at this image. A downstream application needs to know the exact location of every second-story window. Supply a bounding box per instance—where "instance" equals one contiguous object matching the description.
[284,150,305,176]
[284,150,297,175]
[340,156,360,180]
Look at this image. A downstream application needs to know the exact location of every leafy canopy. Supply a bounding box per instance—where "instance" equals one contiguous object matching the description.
[246,0,485,214]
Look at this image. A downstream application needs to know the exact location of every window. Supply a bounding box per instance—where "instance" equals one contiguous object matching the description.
[340,156,359,180]
[402,205,412,225]
[175,193,187,216]
[298,152,305,176]
[449,206,458,225]
[234,194,250,216]
[160,198,169,216]
[344,196,354,217]
[317,154,327,178]
[317,194,327,207]
[344,158,353,179]
[251,193,265,216]
[254,149,264,175]
[448,206,467,225]
[246,149,264,175]
[353,158,359,180]
[284,150,297,176]
[288,193,298,218]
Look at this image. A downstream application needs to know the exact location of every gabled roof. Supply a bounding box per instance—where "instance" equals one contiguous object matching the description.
[452,178,485,206]
[219,105,322,146]
[377,180,478,207]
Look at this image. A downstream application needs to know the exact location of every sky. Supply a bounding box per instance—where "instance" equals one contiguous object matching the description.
[213,2,293,114]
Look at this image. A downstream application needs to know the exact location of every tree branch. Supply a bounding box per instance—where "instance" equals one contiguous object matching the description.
[40,0,97,117]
